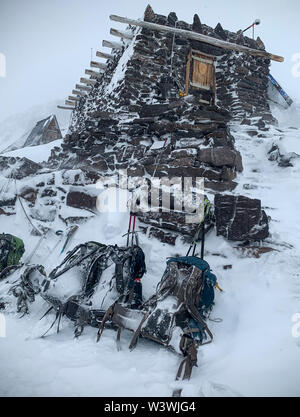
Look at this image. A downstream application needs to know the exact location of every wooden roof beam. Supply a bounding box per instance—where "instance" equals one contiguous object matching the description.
[80,77,97,86]
[90,61,107,70]
[102,40,123,50]
[110,14,284,62]
[65,100,76,106]
[96,51,114,60]
[75,84,92,92]
[72,89,86,97]
[110,28,134,40]
[85,69,103,80]
[57,105,75,110]
[68,96,80,102]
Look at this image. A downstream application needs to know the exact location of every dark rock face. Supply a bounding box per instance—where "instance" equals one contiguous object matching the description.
[66,190,97,212]
[0,156,42,179]
[214,194,269,241]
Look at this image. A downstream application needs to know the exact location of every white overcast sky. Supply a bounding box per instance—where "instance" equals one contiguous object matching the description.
[0,0,299,124]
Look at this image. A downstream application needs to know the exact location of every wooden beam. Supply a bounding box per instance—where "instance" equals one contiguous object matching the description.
[65,100,76,106]
[80,77,97,86]
[68,96,81,102]
[110,28,133,40]
[75,84,92,92]
[72,89,86,97]
[102,40,123,50]
[110,14,284,62]
[96,50,114,60]
[57,105,75,110]
[90,61,107,70]
[85,69,103,80]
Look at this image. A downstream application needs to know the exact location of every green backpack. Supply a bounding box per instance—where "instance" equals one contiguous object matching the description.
[0,234,25,271]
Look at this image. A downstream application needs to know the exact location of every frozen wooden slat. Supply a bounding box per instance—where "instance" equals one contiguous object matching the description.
[96,51,114,60]
[57,105,75,110]
[102,40,123,50]
[65,100,76,106]
[109,14,284,62]
[90,61,107,70]
[72,89,86,97]
[68,96,81,101]
[80,77,97,86]
[75,84,92,92]
[110,28,133,40]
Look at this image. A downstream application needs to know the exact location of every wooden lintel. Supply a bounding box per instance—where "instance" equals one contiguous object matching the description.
[75,84,92,92]
[68,96,81,101]
[96,50,114,60]
[90,61,107,70]
[110,14,284,62]
[57,105,75,110]
[80,77,97,86]
[102,39,123,50]
[110,28,133,40]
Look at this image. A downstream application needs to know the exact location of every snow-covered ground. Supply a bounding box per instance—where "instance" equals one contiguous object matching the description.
[0,103,300,397]
[0,101,70,153]
[2,139,63,163]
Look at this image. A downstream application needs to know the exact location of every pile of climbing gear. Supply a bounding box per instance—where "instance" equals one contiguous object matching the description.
[0,233,25,272]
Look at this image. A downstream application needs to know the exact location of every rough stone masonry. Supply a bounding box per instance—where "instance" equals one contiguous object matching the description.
[0,5,270,245]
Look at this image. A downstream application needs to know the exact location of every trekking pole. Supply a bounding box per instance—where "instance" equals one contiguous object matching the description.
[131,214,136,247]
[200,222,205,260]
[126,213,132,247]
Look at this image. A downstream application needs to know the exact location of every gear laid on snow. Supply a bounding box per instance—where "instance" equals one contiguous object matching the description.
[97,255,218,394]
[37,242,146,336]
[0,233,25,272]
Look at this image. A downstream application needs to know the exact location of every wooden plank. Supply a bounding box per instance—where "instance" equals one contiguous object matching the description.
[102,39,123,50]
[192,55,214,65]
[96,51,114,60]
[68,96,80,102]
[72,89,86,97]
[85,69,102,79]
[90,61,107,70]
[76,84,92,92]
[185,51,192,95]
[110,28,134,40]
[65,100,76,106]
[57,105,75,110]
[110,14,284,62]
[190,81,211,90]
[80,77,97,86]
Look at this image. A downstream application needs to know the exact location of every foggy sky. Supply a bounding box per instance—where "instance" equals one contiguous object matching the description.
[0,0,299,124]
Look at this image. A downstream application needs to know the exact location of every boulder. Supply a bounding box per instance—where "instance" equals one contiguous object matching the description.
[198,147,243,172]
[66,190,97,212]
[214,194,269,241]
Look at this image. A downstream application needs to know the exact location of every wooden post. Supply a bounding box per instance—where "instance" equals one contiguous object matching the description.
[109,14,284,62]
[185,51,192,96]
[80,77,97,86]
[110,28,133,40]
[96,51,114,60]
[65,100,76,106]
[90,61,107,70]
[102,40,123,50]
[85,69,103,79]
[72,89,86,97]
[76,84,92,92]
[57,105,75,110]
[68,96,80,102]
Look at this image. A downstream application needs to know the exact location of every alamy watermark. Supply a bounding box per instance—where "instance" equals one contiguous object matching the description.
[0,53,6,78]
[292,313,300,338]
[95,170,205,224]
[0,313,6,338]
[291,53,300,78]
